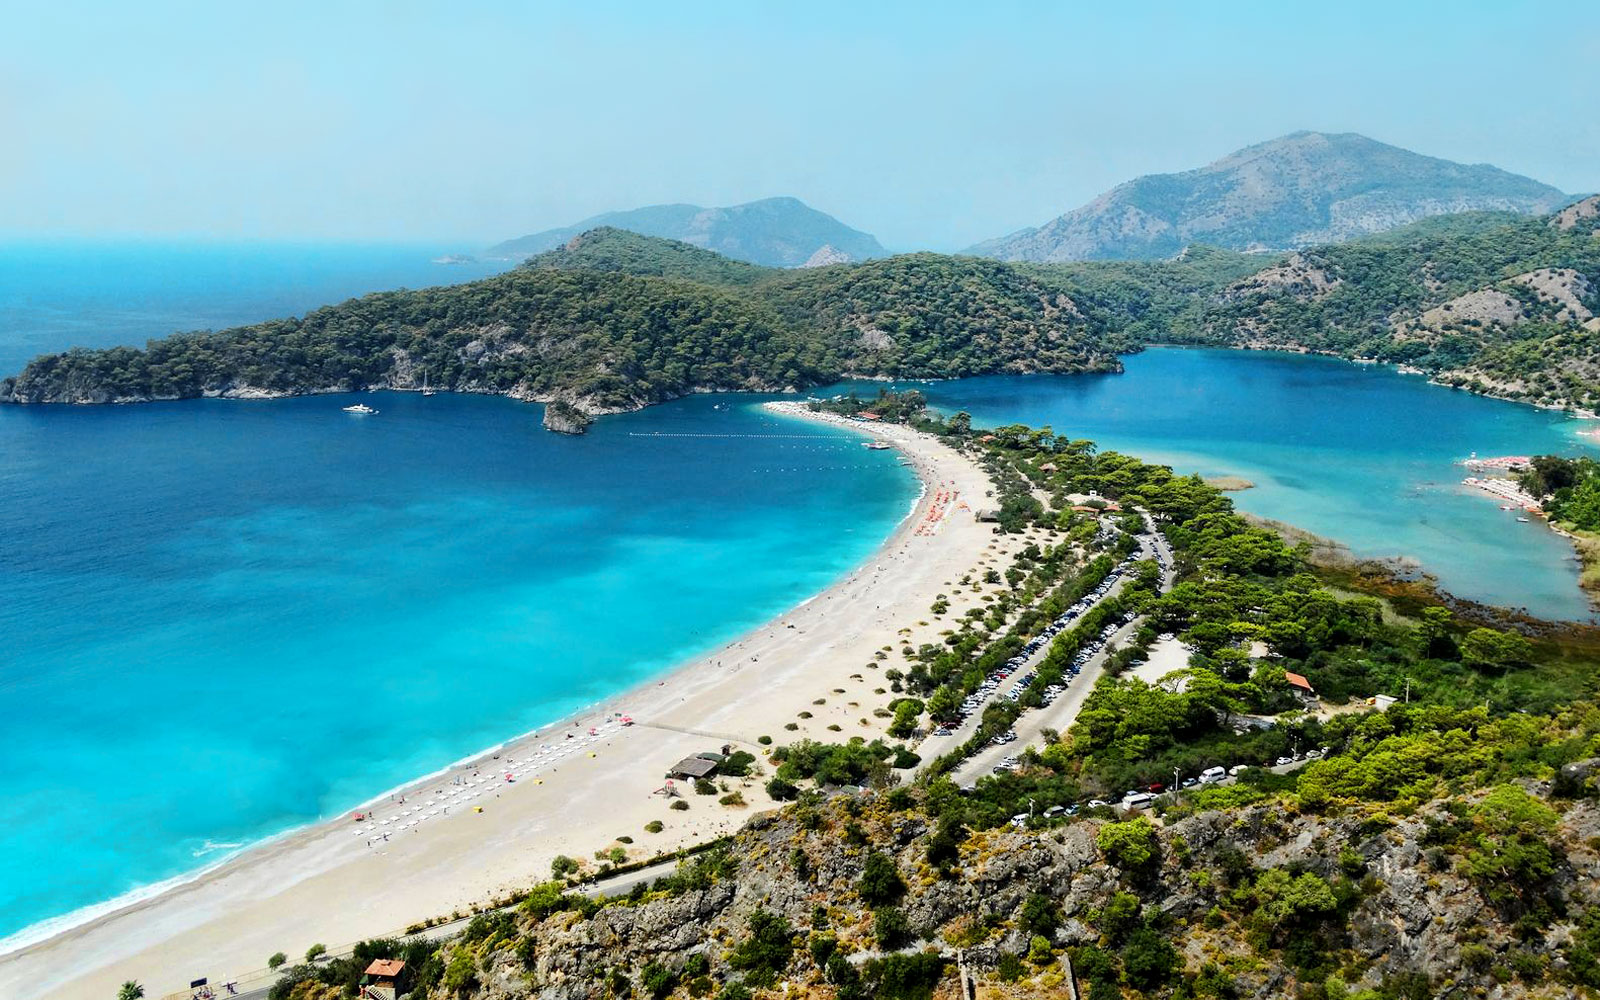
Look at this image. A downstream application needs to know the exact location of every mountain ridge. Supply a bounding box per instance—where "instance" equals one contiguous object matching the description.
[971,131,1569,262]
[487,196,888,268]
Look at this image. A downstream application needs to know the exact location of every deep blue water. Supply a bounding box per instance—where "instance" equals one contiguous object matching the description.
[2,244,1598,949]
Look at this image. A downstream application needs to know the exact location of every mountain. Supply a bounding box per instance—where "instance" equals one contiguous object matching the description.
[486,196,888,268]
[0,231,1119,422]
[970,131,1570,262]
[521,227,772,285]
[1150,206,1600,409]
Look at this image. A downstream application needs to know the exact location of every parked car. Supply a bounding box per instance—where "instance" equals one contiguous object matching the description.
[1199,766,1226,783]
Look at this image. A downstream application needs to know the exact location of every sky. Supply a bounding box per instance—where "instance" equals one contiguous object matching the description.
[2,1,1597,251]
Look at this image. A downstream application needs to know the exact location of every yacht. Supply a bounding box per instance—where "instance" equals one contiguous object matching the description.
[342,403,378,415]
[421,370,436,396]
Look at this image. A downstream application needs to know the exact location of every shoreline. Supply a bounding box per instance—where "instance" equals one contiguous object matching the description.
[0,394,925,962]
[1,401,1018,1000]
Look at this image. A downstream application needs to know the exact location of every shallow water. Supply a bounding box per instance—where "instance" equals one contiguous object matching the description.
[0,392,916,942]
[867,347,1599,620]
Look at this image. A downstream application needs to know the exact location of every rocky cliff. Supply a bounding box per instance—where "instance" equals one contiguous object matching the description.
[273,774,1600,1000]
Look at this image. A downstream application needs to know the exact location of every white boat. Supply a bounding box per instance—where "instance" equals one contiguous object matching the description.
[342,403,378,415]
[863,441,892,451]
[1517,516,1531,523]
[421,370,435,397]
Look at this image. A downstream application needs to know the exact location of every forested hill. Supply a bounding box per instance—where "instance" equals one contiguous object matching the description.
[522,227,775,285]
[8,204,1598,420]
[1166,200,1600,410]
[0,230,1123,421]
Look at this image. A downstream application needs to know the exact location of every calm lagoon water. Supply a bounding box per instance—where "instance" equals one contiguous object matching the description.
[886,347,1600,620]
[2,244,1596,948]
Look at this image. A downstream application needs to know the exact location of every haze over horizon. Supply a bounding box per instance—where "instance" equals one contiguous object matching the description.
[4,0,1597,251]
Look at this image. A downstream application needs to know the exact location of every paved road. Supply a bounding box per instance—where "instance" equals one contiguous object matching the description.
[942,517,1175,787]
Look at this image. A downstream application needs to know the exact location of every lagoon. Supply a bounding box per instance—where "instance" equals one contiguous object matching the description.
[889,347,1598,621]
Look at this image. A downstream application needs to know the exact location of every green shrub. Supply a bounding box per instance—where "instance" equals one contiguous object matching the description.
[873,906,912,949]
[727,909,795,987]
[809,933,838,966]
[1121,927,1179,990]
[858,852,906,905]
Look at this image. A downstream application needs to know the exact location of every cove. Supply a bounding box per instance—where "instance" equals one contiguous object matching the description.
[885,347,1598,621]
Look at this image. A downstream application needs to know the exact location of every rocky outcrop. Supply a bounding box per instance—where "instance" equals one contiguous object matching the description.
[376,784,1600,1000]
[541,400,594,435]
[1513,267,1595,323]
[1553,194,1600,234]
[1413,287,1527,331]
[1221,252,1342,303]
[801,244,853,268]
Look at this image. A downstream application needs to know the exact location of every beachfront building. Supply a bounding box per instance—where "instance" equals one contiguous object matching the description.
[361,959,405,1000]
[666,752,725,781]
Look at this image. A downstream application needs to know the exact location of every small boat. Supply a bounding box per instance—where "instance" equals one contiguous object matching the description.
[1517,516,1531,523]
[863,441,892,450]
[342,403,378,415]
[421,370,436,397]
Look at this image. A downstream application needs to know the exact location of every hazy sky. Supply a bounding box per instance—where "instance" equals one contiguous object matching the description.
[3,1,1596,250]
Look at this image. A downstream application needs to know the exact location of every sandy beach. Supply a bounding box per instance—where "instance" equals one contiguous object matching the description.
[0,403,1027,1000]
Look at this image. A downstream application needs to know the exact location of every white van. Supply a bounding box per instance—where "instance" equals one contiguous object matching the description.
[1199,766,1227,784]
[1122,792,1154,809]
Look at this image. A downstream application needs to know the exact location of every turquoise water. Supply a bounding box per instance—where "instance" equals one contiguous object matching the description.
[876,347,1599,620]
[3,244,1597,949]
[0,392,916,942]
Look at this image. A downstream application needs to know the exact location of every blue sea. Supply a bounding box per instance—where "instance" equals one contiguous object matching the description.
[1,244,1596,948]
